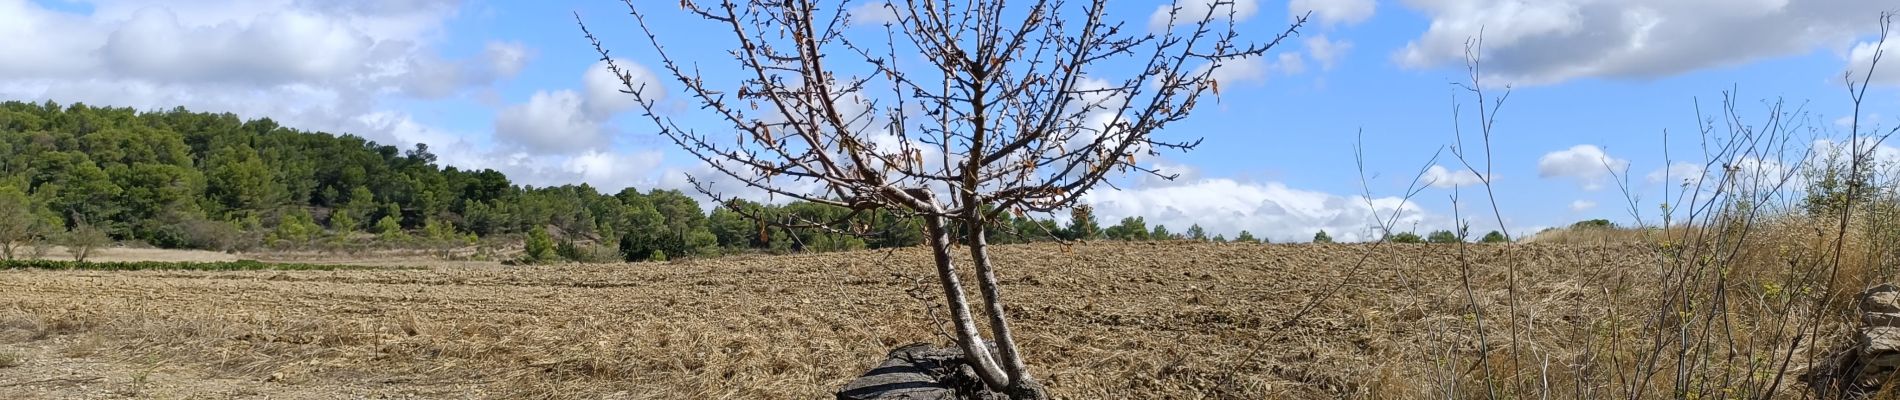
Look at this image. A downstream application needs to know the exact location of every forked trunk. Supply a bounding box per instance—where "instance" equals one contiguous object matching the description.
[965,217,1045,398]
[919,209,1013,390]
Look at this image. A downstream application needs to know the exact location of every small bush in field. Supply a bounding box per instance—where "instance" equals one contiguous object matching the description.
[1387,232,1423,244]
[1480,231,1509,243]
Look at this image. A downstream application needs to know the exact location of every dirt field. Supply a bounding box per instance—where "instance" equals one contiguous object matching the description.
[0,242,1661,399]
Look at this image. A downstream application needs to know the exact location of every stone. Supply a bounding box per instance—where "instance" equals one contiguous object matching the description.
[835,343,1005,400]
[1805,284,1900,397]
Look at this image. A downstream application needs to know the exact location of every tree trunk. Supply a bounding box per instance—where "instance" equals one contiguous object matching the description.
[966,219,1044,397]
[920,209,1012,390]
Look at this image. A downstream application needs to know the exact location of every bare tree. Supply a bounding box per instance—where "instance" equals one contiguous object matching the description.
[580,0,1303,396]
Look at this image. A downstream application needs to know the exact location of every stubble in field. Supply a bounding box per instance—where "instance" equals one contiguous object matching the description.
[0,242,1658,399]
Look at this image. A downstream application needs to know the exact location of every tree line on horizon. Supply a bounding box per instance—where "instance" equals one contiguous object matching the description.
[0,101,1511,263]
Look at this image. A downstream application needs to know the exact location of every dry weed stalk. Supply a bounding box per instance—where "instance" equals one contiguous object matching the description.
[1427,12,1900,400]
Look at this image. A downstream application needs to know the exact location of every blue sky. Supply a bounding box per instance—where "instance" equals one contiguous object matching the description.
[3,0,1897,242]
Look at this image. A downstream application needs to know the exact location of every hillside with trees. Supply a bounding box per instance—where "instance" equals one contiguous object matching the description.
[0,102,1212,262]
[0,102,1481,262]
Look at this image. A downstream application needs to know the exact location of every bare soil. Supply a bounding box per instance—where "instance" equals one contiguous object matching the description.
[0,242,1661,399]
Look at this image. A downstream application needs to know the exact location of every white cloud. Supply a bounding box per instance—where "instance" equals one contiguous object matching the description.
[1139,160,1203,187]
[846,1,899,26]
[1422,165,1486,188]
[1847,39,1900,85]
[1396,0,1891,86]
[1289,0,1375,26]
[1149,0,1260,32]
[1569,199,1597,212]
[484,41,533,79]
[1063,76,1144,159]
[403,40,536,98]
[97,7,373,85]
[1835,113,1889,129]
[1084,178,1448,243]
[0,0,511,154]
[491,59,666,155]
[1646,161,1707,187]
[1808,138,1900,172]
[1306,35,1353,70]
[1538,144,1630,190]
[583,59,661,117]
[494,90,607,154]
[1277,52,1308,75]
[1210,55,1268,85]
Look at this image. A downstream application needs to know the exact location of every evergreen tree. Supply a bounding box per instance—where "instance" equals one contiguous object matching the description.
[340,186,377,231]
[204,145,278,217]
[1105,216,1149,240]
[1185,224,1207,241]
[270,207,320,247]
[1313,230,1333,243]
[329,212,357,235]
[524,226,556,264]
[421,216,458,245]
[1234,230,1258,243]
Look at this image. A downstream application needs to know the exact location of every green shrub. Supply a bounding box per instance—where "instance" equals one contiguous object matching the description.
[1387,232,1423,244]
[1234,230,1258,243]
[1313,230,1333,243]
[1570,219,1614,229]
[555,239,584,262]
[1480,231,1509,243]
[524,227,556,264]
[1426,230,1460,243]
[61,221,110,262]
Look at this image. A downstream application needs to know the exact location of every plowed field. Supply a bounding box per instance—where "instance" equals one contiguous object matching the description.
[0,242,1659,399]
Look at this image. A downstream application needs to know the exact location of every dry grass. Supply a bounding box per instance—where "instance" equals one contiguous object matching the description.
[0,351,21,368]
[0,242,1680,399]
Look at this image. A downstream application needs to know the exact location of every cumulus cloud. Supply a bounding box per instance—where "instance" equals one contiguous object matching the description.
[491,59,665,155]
[1847,39,1900,85]
[1538,145,1630,190]
[1306,35,1353,70]
[1202,51,1311,86]
[1083,178,1448,243]
[583,59,661,116]
[1209,56,1270,85]
[1289,0,1375,26]
[0,0,517,154]
[404,40,536,98]
[1277,52,1309,75]
[1646,161,1707,187]
[1422,165,1486,188]
[1149,0,1260,32]
[494,90,607,154]
[1396,0,1891,86]
[1569,199,1596,212]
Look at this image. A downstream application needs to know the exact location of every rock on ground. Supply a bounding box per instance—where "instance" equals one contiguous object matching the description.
[835,343,1004,400]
